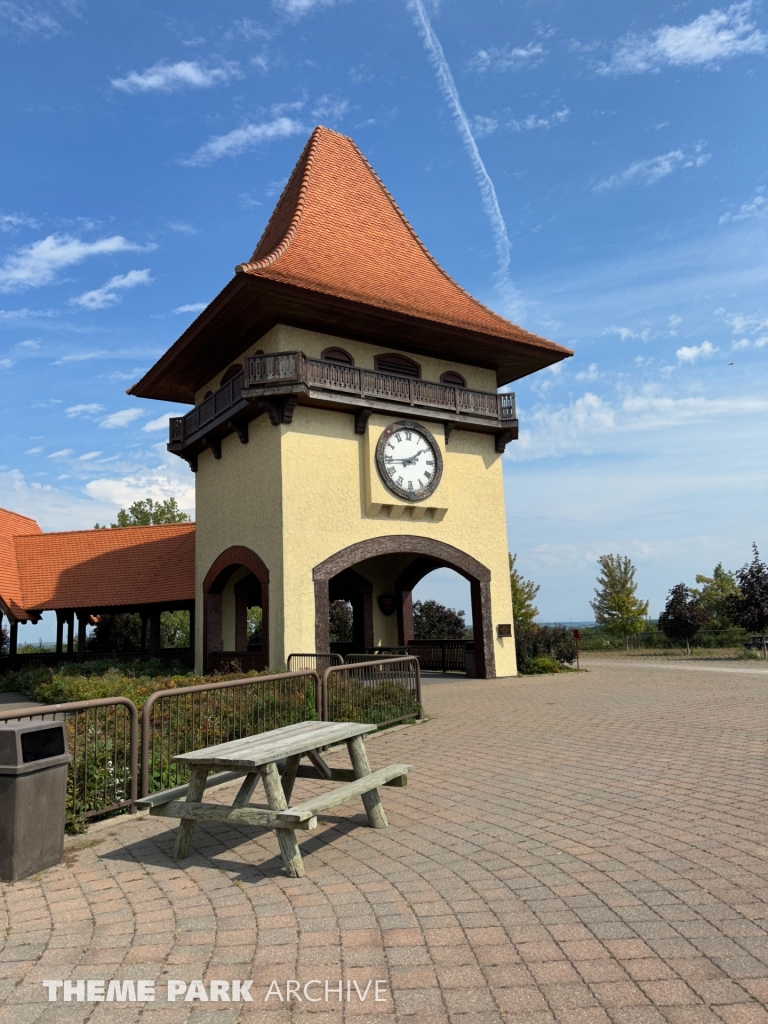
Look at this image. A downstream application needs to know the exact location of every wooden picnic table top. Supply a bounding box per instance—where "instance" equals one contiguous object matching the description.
[171,720,376,768]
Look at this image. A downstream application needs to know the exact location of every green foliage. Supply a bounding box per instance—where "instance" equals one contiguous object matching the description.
[329,599,353,643]
[0,625,7,656]
[95,496,191,529]
[88,609,190,652]
[247,606,263,646]
[514,622,576,673]
[413,599,466,639]
[693,563,739,629]
[160,610,190,648]
[509,553,539,625]
[657,584,709,654]
[524,656,564,675]
[728,544,768,652]
[590,554,649,644]
[326,677,421,725]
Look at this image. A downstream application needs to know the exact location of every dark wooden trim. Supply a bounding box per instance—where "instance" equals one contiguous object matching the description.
[440,370,467,387]
[354,407,373,435]
[260,394,299,426]
[313,536,491,584]
[203,435,222,459]
[494,428,516,454]
[374,352,421,378]
[227,418,249,444]
[444,420,456,445]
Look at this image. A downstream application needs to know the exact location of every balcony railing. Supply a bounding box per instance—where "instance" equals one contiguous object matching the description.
[169,351,516,449]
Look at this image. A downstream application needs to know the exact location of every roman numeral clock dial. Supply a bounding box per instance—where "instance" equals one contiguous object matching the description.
[375,420,443,502]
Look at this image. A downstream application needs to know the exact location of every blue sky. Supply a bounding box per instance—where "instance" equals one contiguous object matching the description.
[1,0,767,639]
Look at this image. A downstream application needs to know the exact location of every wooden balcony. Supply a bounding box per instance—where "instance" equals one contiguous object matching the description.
[168,351,518,469]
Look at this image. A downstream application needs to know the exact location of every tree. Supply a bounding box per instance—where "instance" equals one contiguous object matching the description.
[590,554,649,650]
[413,599,466,639]
[692,563,738,630]
[329,600,354,644]
[247,607,263,646]
[509,553,539,625]
[657,583,709,655]
[727,544,768,658]
[95,497,191,529]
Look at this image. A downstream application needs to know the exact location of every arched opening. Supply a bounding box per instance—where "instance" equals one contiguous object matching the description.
[220,363,243,386]
[440,370,466,388]
[313,536,495,677]
[321,346,354,366]
[202,545,269,673]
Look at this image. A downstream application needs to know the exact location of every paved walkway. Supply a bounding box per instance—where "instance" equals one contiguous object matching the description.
[4,660,768,1023]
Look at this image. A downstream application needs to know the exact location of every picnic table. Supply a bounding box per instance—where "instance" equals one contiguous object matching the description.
[136,720,412,877]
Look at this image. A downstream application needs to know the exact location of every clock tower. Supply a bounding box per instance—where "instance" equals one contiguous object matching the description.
[129,127,571,677]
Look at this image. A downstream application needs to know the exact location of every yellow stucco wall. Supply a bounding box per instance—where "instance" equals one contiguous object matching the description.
[194,326,517,677]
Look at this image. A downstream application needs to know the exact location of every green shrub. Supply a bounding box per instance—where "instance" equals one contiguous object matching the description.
[514,623,576,673]
[523,656,563,675]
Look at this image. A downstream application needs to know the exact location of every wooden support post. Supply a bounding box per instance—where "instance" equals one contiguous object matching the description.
[55,612,64,656]
[149,609,161,657]
[262,761,304,877]
[8,620,18,668]
[281,754,302,804]
[188,603,195,666]
[173,767,208,860]
[77,612,87,663]
[140,613,148,654]
[231,772,261,809]
[346,735,388,829]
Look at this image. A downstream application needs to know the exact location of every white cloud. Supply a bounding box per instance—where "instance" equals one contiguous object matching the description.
[83,455,195,516]
[272,0,335,19]
[732,336,768,350]
[311,95,349,122]
[78,451,102,461]
[17,338,39,349]
[471,115,498,139]
[143,414,171,433]
[0,1,63,37]
[166,221,196,235]
[575,363,599,381]
[0,357,13,368]
[1,213,38,232]
[0,307,57,320]
[183,116,305,166]
[24,446,42,455]
[511,389,768,460]
[71,269,152,310]
[48,448,74,459]
[0,234,150,292]
[599,2,767,75]
[111,60,239,94]
[173,302,207,315]
[604,325,651,342]
[595,147,709,191]
[99,408,145,429]
[722,310,768,336]
[668,315,682,335]
[509,108,570,132]
[676,340,718,363]
[65,403,104,418]
[468,41,546,73]
[54,350,106,364]
[719,186,767,223]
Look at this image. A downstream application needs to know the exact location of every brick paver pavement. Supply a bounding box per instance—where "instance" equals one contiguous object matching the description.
[4,659,768,1024]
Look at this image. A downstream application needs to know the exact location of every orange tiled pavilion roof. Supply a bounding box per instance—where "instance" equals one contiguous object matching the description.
[0,508,195,621]
[129,126,571,404]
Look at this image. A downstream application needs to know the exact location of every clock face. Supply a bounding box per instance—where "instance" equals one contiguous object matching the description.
[375,420,443,502]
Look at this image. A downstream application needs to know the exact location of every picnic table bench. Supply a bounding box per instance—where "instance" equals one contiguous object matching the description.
[136,720,412,877]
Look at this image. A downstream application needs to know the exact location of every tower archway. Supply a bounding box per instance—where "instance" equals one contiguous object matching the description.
[202,545,269,672]
[313,536,495,677]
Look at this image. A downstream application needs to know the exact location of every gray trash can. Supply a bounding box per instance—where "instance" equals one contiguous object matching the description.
[0,721,71,882]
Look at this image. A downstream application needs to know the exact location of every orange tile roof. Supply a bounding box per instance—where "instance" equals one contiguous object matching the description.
[0,513,195,618]
[0,507,42,621]
[237,126,565,355]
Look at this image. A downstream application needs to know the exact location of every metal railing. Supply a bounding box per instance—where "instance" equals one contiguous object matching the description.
[287,653,344,673]
[169,351,516,445]
[407,639,468,672]
[0,698,138,820]
[321,657,421,728]
[140,671,320,797]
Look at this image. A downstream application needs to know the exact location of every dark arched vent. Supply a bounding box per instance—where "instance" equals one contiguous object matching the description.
[440,371,467,387]
[321,347,354,366]
[220,363,243,386]
[375,353,421,378]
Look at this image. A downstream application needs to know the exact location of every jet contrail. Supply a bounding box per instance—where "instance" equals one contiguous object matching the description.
[407,0,513,284]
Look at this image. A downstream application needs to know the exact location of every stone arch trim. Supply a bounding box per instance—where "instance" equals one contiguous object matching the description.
[312,536,495,677]
[202,546,270,670]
